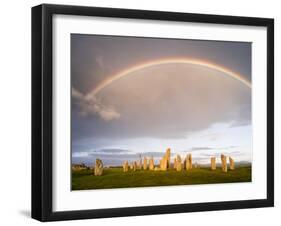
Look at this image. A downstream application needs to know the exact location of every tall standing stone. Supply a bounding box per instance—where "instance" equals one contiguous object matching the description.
[137,160,142,170]
[94,159,103,176]
[138,154,142,170]
[176,155,182,171]
[161,158,167,171]
[221,154,227,172]
[123,161,129,172]
[149,157,154,170]
[185,154,192,170]
[166,148,171,169]
[211,157,216,170]
[133,161,137,171]
[159,148,171,171]
[143,157,147,170]
[229,157,235,170]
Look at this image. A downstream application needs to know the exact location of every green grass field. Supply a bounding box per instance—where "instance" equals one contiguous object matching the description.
[72,166,251,190]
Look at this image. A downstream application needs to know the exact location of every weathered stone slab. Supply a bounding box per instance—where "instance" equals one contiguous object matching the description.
[137,160,142,170]
[149,157,154,170]
[221,154,227,172]
[185,154,192,170]
[94,159,103,176]
[143,157,147,170]
[133,161,137,171]
[165,148,171,169]
[211,157,216,170]
[176,155,182,171]
[123,161,129,172]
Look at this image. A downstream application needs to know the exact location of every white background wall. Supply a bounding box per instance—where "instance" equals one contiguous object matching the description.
[0,0,279,225]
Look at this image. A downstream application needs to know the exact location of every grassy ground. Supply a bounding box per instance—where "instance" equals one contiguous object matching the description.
[72,166,251,190]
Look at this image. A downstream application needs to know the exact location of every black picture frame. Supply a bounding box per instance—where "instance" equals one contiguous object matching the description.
[32,4,274,222]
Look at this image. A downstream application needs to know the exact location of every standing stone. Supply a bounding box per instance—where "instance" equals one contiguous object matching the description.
[176,155,182,171]
[173,158,177,169]
[143,157,147,170]
[183,158,186,170]
[188,154,192,170]
[162,158,167,171]
[130,162,134,170]
[123,161,129,172]
[211,157,216,170]
[149,157,154,170]
[133,161,137,171]
[185,154,192,170]
[194,162,198,168]
[138,154,142,170]
[165,148,171,169]
[159,158,163,170]
[229,157,235,170]
[221,154,227,172]
[94,159,103,176]
[159,148,170,171]
[137,160,142,170]
[183,154,189,170]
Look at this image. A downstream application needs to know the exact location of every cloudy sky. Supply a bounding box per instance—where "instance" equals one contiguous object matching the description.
[71,34,252,167]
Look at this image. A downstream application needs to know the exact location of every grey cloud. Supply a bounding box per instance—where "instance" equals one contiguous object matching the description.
[72,64,251,140]
[72,87,120,121]
[190,146,238,151]
[201,150,241,157]
[73,150,170,166]
[94,148,131,154]
[71,34,252,144]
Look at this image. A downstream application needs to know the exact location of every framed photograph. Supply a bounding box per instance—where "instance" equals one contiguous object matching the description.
[32,4,274,221]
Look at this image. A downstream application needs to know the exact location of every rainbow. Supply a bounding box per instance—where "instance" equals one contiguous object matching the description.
[86,58,251,99]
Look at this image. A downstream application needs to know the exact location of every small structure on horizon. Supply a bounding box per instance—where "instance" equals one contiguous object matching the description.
[72,162,87,171]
